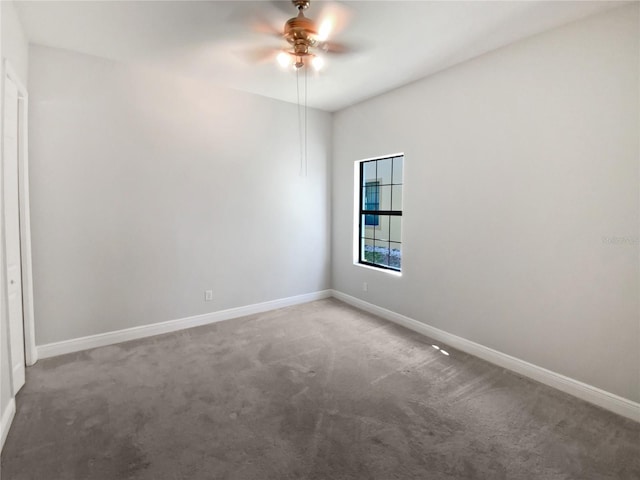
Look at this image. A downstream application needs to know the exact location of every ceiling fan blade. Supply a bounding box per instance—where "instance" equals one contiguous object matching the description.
[317,40,353,55]
[226,2,285,38]
[315,1,352,40]
[243,10,284,38]
[240,47,282,65]
[250,14,284,38]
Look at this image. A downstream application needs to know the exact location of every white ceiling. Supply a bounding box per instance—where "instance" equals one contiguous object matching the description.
[15,0,627,111]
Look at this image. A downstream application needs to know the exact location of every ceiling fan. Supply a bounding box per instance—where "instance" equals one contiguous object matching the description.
[249,0,353,71]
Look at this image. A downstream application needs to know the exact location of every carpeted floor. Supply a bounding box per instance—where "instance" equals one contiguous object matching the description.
[2,299,639,479]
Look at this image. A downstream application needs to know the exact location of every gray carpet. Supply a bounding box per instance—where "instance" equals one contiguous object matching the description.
[2,299,639,479]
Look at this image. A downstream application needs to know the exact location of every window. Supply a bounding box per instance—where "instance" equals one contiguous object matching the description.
[358,155,403,271]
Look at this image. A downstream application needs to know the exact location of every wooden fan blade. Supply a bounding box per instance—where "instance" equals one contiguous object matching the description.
[317,41,353,55]
[250,15,284,38]
[315,1,352,39]
[240,47,281,65]
[226,3,285,38]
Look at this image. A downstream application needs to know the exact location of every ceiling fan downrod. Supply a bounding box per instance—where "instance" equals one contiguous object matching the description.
[292,0,310,11]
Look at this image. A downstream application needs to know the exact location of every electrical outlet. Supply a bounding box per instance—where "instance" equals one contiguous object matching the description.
[362,282,368,292]
[205,290,213,302]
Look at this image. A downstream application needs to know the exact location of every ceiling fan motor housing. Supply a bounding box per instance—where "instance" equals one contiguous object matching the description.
[284,12,318,56]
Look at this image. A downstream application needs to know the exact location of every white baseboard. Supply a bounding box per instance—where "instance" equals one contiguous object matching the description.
[1,397,16,452]
[33,287,639,422]
[331,290,640,423]
[37,290,332,359]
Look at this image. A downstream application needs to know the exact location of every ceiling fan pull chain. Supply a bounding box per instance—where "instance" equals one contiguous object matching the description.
[296,67,304,176]
[304,65,308,177]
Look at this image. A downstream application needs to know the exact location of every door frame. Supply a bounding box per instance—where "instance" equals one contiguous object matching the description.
[3,60,36,369]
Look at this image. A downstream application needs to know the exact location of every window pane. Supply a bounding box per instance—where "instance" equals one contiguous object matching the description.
[376,215,390,241]
[364,214,379,227]
[391,185,403,211]
[379,185,391,210]
[363,237,375,263]
[377,158,392,185]
[374,240,390,266]
[390,242,402,270]
[362,215,376,237]
[363,161,377,182]
[392,157,403,184]
[362,181,380,212]
[390,216,402,242]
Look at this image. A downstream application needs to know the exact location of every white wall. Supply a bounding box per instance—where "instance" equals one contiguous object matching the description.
[1,0,28,447]
[332,5,639,402]
[28,45,331,345]
[2,0,27,82]
[0,0,8,445]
